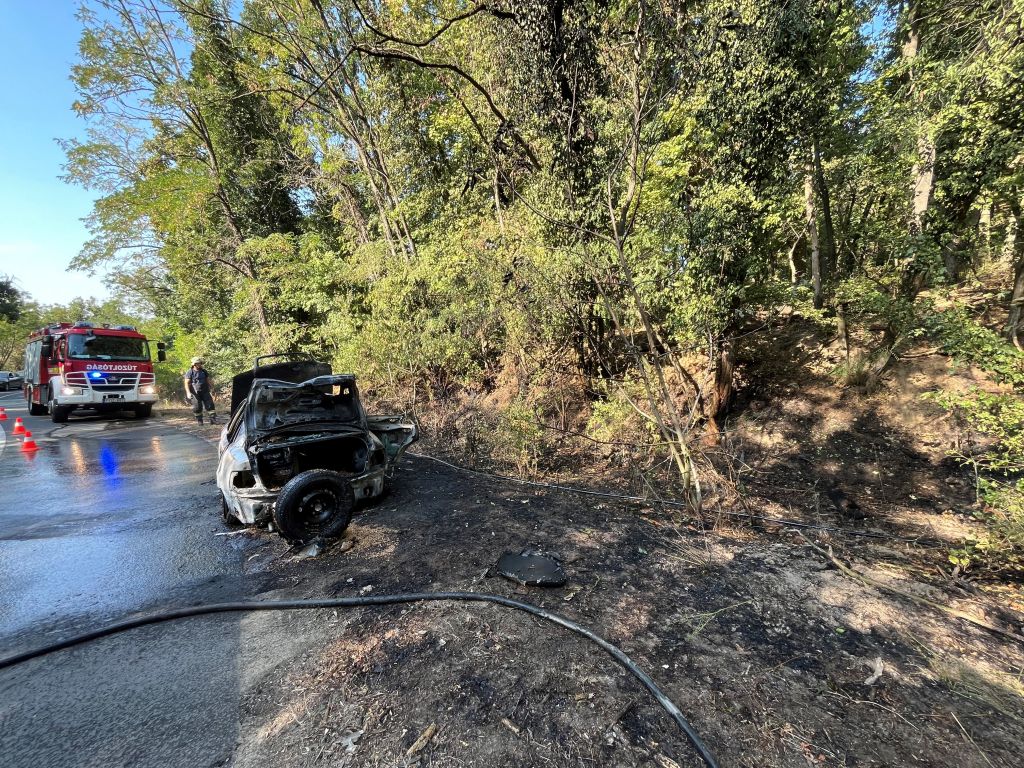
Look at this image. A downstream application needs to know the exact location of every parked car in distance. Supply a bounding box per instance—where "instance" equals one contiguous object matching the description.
[0,371,24,391]
[217,356,417,545]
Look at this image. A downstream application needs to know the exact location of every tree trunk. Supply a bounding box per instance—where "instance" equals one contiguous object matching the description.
[813,137,836,277]
[904,6,934,236]
[806,173,823,309]
[980,201,992,261]
[250,284,273,351]
[911,133,935,235]
[837,302,851,367]
[843,197,873,274]
[1001,202,1019,262]
[788,232,803,285]
[1005,200,1023,346]
[942,207,981,283]
[711,337,736,428]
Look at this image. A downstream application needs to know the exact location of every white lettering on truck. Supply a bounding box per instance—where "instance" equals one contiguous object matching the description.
[84,364,140,372]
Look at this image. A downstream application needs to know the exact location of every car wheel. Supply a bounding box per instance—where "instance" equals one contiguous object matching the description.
[273,469,354,545]
[135,403,153,418]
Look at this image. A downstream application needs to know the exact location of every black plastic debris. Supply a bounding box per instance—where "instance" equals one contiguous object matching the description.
[494,549,567,587]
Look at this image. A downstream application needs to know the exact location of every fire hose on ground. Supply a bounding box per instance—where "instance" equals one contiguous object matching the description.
[0,591,720,768]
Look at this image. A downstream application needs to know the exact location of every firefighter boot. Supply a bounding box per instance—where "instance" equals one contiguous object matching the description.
[196,413,204,425]
[209,412,218,425]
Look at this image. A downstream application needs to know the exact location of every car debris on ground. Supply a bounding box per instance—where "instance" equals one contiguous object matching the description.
[493,549,568,587]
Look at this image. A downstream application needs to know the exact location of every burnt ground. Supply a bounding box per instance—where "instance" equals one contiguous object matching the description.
[198,452,1022,768]
[154,324,1024,768]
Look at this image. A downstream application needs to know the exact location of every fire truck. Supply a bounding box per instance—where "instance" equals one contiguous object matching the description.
[23,322,166,423]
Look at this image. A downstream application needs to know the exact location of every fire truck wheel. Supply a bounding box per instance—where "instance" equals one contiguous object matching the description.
[47,389,71,423]
[27,388,47,416]
[273,469,354,545]
[135,403,153,418]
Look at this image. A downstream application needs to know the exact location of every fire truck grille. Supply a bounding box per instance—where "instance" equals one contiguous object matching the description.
[65,371,156,391]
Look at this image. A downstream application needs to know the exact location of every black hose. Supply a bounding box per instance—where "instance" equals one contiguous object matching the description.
[0,591,719,768]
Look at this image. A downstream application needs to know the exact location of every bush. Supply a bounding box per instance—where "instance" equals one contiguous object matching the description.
[831,352,874,388]
[924,306,1024,387]
[493,399,545,476]
[928,389,1024,572]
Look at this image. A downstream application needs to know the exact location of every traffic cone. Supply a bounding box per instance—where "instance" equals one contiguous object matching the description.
[12,417,25,435]
[21,431,38,452]
[0,407,7,421]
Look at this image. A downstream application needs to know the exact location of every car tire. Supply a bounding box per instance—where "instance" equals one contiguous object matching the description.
[273,469,354,545]
[135,403,153,418]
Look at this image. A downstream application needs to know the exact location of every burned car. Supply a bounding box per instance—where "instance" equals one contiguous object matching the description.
[216,357,417,544]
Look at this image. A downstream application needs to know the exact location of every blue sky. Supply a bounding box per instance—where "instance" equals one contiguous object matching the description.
[0,2,110,305]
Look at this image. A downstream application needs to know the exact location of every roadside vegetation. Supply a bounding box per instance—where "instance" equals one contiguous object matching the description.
[3,0,1023,571]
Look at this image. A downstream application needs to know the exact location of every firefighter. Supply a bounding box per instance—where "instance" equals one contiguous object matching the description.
[184,357,217,425]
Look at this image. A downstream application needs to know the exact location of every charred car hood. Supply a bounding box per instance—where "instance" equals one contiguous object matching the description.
[246,375,367,438]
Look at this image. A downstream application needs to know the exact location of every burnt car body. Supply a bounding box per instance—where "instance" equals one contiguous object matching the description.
[216,358,416,543]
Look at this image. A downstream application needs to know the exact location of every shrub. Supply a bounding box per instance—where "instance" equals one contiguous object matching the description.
[928,389,1024,572]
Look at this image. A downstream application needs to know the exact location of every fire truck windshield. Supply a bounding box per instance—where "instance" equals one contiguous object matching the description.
[69,334,150,361]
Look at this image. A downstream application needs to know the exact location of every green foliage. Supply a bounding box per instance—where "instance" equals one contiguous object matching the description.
[835,275,922,338]
[932,390,1024,475]
[0,276,22,323]
[0,297,41,370]
[830,352,874,388]
[494,398,545,477]
[929,388,1024,571]
[924,306,1024,387]
[586,396,639,444]
[59,0,1023,482]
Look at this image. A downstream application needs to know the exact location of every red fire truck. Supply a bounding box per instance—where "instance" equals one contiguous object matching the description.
[23,322,166,423]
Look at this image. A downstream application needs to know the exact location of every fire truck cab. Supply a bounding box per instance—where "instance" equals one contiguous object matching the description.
[23,322,166,423]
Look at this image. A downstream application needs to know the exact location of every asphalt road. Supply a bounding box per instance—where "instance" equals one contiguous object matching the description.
[0,392,285,767]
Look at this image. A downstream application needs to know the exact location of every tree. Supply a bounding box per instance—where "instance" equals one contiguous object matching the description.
[65,0,303,367]
[0,276,22,322]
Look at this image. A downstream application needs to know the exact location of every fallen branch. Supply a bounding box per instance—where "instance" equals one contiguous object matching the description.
[796,532,1024,646]
[406,723,437,757]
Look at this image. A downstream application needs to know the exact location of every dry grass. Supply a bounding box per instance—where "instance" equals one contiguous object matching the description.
[911,637,1024,724]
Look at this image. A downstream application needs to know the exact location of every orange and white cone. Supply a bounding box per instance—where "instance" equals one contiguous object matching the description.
[0,407,7,421]
[21,431,38,452]
[12,417,25,435]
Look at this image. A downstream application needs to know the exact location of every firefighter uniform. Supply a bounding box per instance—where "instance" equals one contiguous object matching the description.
[185,358,217,424]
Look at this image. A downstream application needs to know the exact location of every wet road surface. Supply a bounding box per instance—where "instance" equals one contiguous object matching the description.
[0,392,281,766]
[0,403,239,637]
